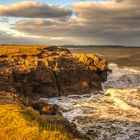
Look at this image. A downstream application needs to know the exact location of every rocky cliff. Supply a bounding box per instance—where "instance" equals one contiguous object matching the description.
[0,46,108,98]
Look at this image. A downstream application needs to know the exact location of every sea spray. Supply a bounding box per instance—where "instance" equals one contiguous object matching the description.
[43,63,140,140]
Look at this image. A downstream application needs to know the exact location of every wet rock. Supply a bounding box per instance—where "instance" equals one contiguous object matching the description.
[41,104,59,115]
[43,115,84,139]
[56,69,102,95]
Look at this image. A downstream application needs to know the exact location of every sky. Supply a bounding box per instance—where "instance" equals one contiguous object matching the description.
[0,0,140,46]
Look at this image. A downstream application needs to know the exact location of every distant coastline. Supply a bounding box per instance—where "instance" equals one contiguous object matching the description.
[0,44,140,48]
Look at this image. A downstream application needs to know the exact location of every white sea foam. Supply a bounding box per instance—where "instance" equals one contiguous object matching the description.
[104,63,140,89]
[43,63,140,140]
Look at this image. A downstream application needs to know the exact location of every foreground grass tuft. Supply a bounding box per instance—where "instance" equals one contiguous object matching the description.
[0,104,76,140]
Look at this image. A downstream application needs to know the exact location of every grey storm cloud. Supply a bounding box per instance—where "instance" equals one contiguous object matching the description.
[0,2,73,18]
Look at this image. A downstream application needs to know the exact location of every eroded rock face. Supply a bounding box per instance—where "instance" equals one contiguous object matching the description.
[0,46,108,98]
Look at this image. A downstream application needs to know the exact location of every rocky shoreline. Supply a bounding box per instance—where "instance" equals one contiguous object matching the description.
[0,46,108,97]
[0,46,108,139]
[0,91,84,139]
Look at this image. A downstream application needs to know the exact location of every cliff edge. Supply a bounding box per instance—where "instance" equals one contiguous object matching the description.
[0,46,108,98]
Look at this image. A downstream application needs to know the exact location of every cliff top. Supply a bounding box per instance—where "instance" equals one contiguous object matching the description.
[0,46,108,97]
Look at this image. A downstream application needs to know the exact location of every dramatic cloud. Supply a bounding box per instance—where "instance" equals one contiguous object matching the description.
[0,2,72,18]
[13,0,140,42]
[1,0,140,45]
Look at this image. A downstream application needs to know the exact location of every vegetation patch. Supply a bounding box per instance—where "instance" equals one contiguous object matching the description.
[0,104,77,140]
[0,45,46,56]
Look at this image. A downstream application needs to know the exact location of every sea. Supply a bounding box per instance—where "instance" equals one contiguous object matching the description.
[42,47,140,140]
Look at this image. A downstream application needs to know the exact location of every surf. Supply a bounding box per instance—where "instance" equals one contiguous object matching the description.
[42,63,140,140]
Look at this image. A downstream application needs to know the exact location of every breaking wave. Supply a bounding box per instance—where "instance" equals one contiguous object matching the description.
[104,63,140,89]
[43,63,140,140]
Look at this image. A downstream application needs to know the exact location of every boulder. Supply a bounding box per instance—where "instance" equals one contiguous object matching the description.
[29,101,59,115]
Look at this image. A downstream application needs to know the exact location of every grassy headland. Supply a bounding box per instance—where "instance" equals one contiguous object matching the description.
[0,45,46,56]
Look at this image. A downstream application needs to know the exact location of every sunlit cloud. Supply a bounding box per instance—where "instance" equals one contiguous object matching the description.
[0,2,72,18]
[0,0,140,45]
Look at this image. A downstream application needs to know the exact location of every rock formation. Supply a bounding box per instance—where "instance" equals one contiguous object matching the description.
[0,46,108,98]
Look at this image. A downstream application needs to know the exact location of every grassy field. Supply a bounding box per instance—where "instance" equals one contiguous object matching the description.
[0,104,78,140]
[0,45,47,56]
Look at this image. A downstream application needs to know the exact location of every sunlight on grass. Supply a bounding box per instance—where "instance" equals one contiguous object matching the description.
[0,104,76,140]
[0,45,46,56]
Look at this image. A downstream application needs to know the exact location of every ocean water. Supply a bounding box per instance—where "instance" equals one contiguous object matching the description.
[42,47,140,140]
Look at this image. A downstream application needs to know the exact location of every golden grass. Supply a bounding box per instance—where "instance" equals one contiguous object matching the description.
[0,45,47,56]
[0,104,76,140]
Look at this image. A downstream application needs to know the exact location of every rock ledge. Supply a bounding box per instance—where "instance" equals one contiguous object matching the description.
[0,46,108,98]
